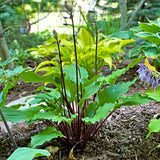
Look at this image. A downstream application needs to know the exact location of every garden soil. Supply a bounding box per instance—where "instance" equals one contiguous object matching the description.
[0,60,160,160]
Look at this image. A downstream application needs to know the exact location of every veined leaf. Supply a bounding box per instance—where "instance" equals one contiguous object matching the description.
[109,30,134,39]
[98,78,137,106]
[35,61,59,73]
[144,47,160,57]
[145,87,160,102]
[7,147,50,160]
[63,64,88,84]
[82,81,101,100]
[115,94,151,109]
[99,54,112,69]
[146,119,160,139]
[33,111,78,125]
[77,28,94,48]
[99,57,143,85]
[139,22,160,33]
[136,32,160,45]
[129,42,152,57]
[21,71,57,85]
[31,126,65,148]
[83,103,115,124]
[84,101,98,118]
[119,39,135,46]
[0,106,42,123]
[0,82,12,106]
[103,38,121,47]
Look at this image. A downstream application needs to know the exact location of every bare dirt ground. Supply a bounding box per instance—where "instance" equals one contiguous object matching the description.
[0,60,160,160]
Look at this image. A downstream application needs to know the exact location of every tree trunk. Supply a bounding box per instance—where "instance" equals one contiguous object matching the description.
[0,21,14,69]
[119,0,127,31]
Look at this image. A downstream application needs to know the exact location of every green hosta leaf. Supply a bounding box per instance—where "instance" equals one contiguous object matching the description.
[7,147,50,160]
[64,79,77,102]
[82,81,101,100]
[98,68,127,85]
[35,61,59,73]
[115,94,151,109]
[119,39,135,46]
[0,57,17,68]
[139,22,160,33]
[129,42,152,57]
[63,64,88,84]
[84,101,98,118]
[99,57,143,85]
[13,66,24,74]
[146,119,160,139]
[100,54,112,69]
[21,71,57,86]
[144,47,160,57]
[109,30,134,39]
[77,28,94,48]
[136,32,160,45]
[83,103,115,124]
[31,126,65,148]
[130,26,142,32]
[0,106,41,123]
[0,82,12,106]
[127,56,143,68]
[145,87,160,102]
[98,78,137,106]
[33,111,78,125]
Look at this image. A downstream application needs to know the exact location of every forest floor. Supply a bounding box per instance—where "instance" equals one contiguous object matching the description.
[0,60,160,160]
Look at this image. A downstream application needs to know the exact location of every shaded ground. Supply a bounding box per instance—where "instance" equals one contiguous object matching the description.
[0,60,160,160]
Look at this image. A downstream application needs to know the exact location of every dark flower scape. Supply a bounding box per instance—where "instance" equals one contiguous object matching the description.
[137,63,160,89]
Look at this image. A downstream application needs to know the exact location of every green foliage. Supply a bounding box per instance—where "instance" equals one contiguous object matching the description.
[31,126,65,148]
[129,18,160,62]
[7,147,50,160]
[0,82,12,106]
[3,6,156,159]
[146,118,160,139]
[96,17,120,36]
[101,0,160,26]
[6,30,51,51]
[0,58,27,87]
[30,28,135,78]
[145,87,160,102]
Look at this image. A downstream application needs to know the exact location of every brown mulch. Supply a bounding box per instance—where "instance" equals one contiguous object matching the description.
[0,60,160,160]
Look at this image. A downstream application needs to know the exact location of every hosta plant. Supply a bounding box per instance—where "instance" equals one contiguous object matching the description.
[129,18,160,69]
[1,4,155,160]
[0,57,27,87]
[29,22,134,79]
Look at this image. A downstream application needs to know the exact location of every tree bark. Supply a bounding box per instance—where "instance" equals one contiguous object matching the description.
[125,0,146,29]
[119,0,127,31]
[0,21,14,69]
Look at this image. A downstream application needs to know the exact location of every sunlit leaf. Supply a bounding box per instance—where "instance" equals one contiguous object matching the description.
[31,126,65,148]
[7,147,50,160]
[139,22,160,33]
[0,106,42,123]
[83,103,115,124]
[98,78,137,105]
[77,28,94,48]
[145,87,160,102]
[115,94,151,109]
[146,119,160,138]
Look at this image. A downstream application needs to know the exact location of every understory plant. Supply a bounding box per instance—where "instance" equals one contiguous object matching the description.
[1,4,158,160]
[29,18,134,79]
[0,57,26,87]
